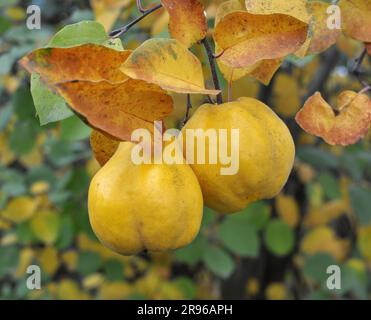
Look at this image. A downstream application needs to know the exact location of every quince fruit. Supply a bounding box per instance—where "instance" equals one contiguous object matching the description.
[182,97,295,214]
[88,142,203,255]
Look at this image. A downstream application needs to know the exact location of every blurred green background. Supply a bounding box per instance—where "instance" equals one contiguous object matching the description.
[0,0,371,300]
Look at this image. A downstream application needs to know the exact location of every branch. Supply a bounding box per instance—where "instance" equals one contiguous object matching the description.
[352,48,370,90]
[136,0,147,13]
[181,94,192,127]
[109,4,163,38]
[201,38,223,105]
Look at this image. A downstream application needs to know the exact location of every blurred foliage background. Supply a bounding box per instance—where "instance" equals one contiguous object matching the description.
[1,0,371,300]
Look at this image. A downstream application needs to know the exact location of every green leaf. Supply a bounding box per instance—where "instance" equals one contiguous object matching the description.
[9,119,40,155]
[317,173,341,200]
[104,259,124,281]
[264,219,294,256]
[174,277,197,299]
[0,245,19,277]
[55,214,75,249]
[349,185,371,225]
[30,74,73,126]
[203,245,235,278]
[47,21,108,48]
[218,217,259,257]
[77,251,103,275]
[303,253,336,283]
[175,235,207,266]
[12,86,35,120]
[60,115,91,141]
[297,147,339,170]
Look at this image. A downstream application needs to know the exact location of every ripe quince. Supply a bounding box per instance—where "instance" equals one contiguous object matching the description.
[88,142,203,255]
[182,97,295,214]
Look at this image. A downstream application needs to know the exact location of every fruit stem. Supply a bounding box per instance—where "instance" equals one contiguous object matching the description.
[201,38,223,105]
[181,94,192,127]
[110,3,163,38]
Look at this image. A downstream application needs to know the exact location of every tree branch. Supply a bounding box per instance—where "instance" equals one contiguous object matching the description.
[201,38,223,105]
[109,4,163,38]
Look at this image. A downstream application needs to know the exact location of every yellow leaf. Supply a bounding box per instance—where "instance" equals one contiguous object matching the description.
[301,226,349,261]
[121,38,220,95]
[82,273,105,289]
[246,277,260,296]
[30,181,50,195]
[15,248,34,277]
[272,74,301,117]
[30,211,60,244]
[245,0,311,23]
[304,200,348,227]
[57,280,89,300]
[358,225,371,261]
[296,91,371,146]
[339,0,371,42]
[214,11,308,68]
[99,282,132,300]
[275,194,300,228]
[91,0,130,32]
[265,282,287,300]
[62,250,78,272]
[161,0,207,47]
[1,196,38,223]
[37,246,59,276]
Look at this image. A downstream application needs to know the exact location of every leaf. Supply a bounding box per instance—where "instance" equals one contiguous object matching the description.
[214,11,308,68]
[56,79,172,141]
[275,194,300,228]
[203,245,235,278]
[91,0,129,32]
[339,0,371,42]
[295,91,371,146]
[0,196,38,223]
[47,21,109,48]
[20,44,130,85]
[303,253,336,283]
[30,210,60,245]
[245,0,311,23]
[349,185,371,225]
[90,129,120,166]
[296,1,340,56]
[358,225,371,260]
[264,219,294,256]
[20,44,173,141]
[297,146,339,169]
[30,74,73,125]
[161,0,207,48]
[60,115,92,141]
[121,38,220,95]
[218,217,259,257]
[77,251,103,275]
[366,43,371,55]
[175,235,207,266]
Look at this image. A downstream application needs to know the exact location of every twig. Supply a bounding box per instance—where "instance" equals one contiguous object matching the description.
[352,48,370,89]
[110,4,163,38]
[136,0,147,13]
[201,38,223,105]
[181,94,192,127]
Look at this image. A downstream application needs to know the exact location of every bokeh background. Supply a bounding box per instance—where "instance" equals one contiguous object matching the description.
[0,0,371,300]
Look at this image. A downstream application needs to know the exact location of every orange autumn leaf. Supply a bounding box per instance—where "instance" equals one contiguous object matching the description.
[161,0,207,48]
[214,0,282,84]
[339,0,371,43]
[56,79,173,141]
[19,44,130,84]
[214,12,308,68]
[245,0,311,23]
[19,44,174,141]
[295,91,371,146]
[297,1,341,56]
[90,130,120,166]
[121,38,220,95]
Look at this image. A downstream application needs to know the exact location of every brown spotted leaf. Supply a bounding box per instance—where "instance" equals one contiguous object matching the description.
[339,0,371,42]
[295,91,371,146]
[90,130,120,166]
[161,0,207,48]
[19,44,130,84]
[214,11,308,68]
[121,38,220,95]
[56,79,173,141]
